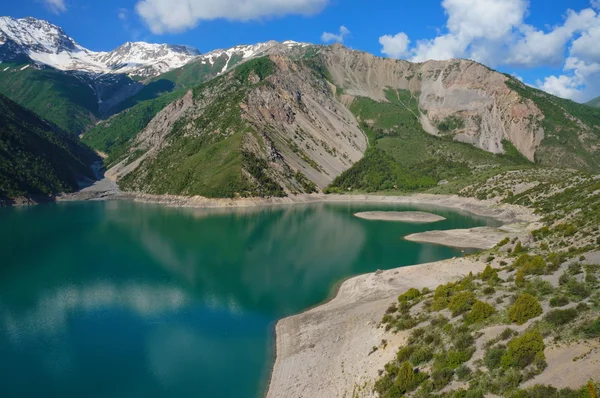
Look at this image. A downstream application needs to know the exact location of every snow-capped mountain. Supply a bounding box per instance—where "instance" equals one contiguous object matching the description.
[0,16,200,77]
[189,40,311,74]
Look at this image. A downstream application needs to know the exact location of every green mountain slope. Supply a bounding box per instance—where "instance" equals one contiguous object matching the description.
[587,96,600,107]
[0,62,100,135]
[506,80,600,171]
[326,89,532,193]
[0,93,98,202]
[81,89,187,168]
[118,58,287,198]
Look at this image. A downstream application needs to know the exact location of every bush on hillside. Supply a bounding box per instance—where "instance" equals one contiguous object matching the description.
[501,330,545,369]
[449,291,477,317]
[465,300,497,324]
[549,296,570,307]
[544,308,579,326]
[508,294,543,325]
[398,288,421,303]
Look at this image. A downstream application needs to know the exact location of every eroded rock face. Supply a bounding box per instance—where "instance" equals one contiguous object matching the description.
[242,56,366,188]
[321,45,544,161]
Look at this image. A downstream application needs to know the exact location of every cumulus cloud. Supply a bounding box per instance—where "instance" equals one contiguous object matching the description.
[42,0,67,14]
[379,32,410,58]
[136,0,329,34]
[378,0,600,101]
[321,26,350,43]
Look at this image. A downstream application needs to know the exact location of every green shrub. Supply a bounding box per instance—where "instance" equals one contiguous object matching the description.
[508,294,543,325]
[501,330,545,369]
[547,252,566,273]
[483,286,496,295]
[513,241,525,254]
[549,296,570,307]
[516,256,547,286]
[484,346,506,370]
[432,282,455,310]
[396,345,417,363]
[431,367,454,390]
[465,300,497,324]
[434,348,475,370]
[399,288,421,302]
[481,265,500,283]
[410,345,434,365]
[449,291,477,317]
[581,318,600,338]
[544,308,579,326]
[497,237,510,247]
[455,365,472,381]
[566,280,590,300]
[453,332,475,351]
[568,263,583,275]
[500,328,516,340]
[394,361,426,393]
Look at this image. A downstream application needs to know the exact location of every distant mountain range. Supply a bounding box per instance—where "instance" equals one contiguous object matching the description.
[1,17,600,202]
[0,16,311,134]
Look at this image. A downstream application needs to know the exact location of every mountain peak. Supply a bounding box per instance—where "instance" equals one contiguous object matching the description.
[0,16,200,77]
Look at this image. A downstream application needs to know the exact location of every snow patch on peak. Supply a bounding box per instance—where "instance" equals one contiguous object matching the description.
[0,16,200,77]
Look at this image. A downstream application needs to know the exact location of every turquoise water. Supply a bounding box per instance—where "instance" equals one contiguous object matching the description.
[0,201,497,397]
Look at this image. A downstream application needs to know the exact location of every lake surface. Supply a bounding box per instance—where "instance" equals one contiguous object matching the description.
[0,200,498,397]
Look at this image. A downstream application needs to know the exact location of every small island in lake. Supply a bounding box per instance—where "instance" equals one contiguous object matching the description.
[354,211,446,223]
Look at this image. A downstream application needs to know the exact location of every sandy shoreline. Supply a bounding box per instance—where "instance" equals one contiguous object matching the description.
[265,257,489,398]
[354,211,446,223]
[264,195,537,398]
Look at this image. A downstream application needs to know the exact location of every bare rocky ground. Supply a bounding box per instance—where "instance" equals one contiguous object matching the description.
[57,177,121,202]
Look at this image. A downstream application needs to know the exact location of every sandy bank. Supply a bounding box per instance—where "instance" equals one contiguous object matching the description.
[127,193,537,224]
[404,226,511,249]
[354,211,446,223]
[266,257,487,398]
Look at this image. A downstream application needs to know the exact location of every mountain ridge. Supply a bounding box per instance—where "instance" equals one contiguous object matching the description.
[0,16,200,77]
[93,46,600,198]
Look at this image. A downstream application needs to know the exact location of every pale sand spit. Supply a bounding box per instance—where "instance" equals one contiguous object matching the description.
[354,211,446,223]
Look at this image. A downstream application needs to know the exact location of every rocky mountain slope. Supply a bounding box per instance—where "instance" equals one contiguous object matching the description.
[106,56,366,197]
[0,93,98,204]
[88,44,600,199]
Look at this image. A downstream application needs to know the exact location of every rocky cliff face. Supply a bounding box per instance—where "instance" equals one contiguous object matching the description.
[321,45,544,161]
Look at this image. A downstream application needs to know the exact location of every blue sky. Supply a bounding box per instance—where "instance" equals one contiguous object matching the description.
[2,0,600,101]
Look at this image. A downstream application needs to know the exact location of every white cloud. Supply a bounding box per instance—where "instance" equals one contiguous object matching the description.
[379,32,411,58]
[118,8,128,21]
[42,0,67,14]
[537,74,583,101]
[321,26,350,43]
[571,25,600,63]
[592,0,600,10]
[136,0,329,34]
